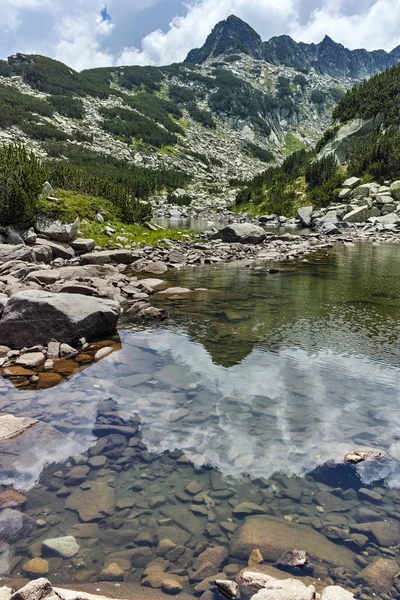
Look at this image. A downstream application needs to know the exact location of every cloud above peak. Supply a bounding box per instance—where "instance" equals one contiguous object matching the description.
[1,0,400,71]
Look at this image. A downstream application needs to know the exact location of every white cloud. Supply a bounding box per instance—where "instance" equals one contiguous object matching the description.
[289,0,400,51]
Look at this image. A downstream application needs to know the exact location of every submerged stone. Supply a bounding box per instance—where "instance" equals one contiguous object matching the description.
[230,516,356,568]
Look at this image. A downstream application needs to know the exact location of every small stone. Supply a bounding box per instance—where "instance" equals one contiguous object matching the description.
[42,536,80,558]
[94,347,114,360]
[185,481,204,496]
[162,579,183,594]
[248,549,264,567]
[22,558,49,575]
[215,580,239,599]
[60,344,78,358]
[232,502,266,517]
[0,490,27,509]
[100,562,124,581]
[88,456,107,469]
[358,488,382,504]
[157,538,176,557]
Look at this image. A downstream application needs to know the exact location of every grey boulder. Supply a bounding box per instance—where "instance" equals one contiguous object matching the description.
[213,223,266,244]
[0,290,120,348]
[296,206,313,227]
[35,217,80,243]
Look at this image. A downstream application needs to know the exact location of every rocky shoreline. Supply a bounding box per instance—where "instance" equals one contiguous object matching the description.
[0,215,399,359]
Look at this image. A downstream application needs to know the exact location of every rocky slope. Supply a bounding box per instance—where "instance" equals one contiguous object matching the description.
[0,22,379,212]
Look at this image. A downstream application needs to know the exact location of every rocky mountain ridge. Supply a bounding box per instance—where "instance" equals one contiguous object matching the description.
[0,49,355,211]
[186,15,400,80]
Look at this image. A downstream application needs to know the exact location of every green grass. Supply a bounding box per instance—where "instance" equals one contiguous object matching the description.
[37,189,119,223]
[284,134,306,156]
[80,220,193,247]
[37,189,194,246]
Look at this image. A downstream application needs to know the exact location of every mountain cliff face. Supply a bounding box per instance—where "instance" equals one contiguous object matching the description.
[186,15,400,79]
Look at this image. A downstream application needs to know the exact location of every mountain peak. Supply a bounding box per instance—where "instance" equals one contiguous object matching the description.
[185,14,263,64]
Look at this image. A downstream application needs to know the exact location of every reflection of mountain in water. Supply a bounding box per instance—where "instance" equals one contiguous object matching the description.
[152,242,400,368]
[1,242,400,491]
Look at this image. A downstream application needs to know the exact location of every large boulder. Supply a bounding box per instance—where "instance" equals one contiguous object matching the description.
[296,207,313,227]
[374,213,400,225]
[344,206,369,223]
[35,218,80,243]
[0,290,120,348]
[34,239,75,260]
[0,245,32,264]
[390,180,400,200]
[213,224,266,244]
[230,516,355,568]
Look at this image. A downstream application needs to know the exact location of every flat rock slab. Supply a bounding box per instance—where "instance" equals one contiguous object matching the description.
[65,481,115,522]
[230,516,356,569]
[0,290,120,348]
[80,250,133,266]
[0,415,38,441]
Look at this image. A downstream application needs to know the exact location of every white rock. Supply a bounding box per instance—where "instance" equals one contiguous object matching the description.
[16,352,45,367]
[320,586,354,600]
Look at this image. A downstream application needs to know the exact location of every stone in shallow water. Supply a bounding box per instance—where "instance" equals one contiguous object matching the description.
[22,558,49,575]
[350,520,400,546]
[0,509,35,542]
[100,563,124,581]
[359,558,399,592]
[42,536,80,558]
[16,352,45,367]
[230,516,356,568]
[65,481,115,522]
[185,481,203,496]
[232,503,266,517]
[0,490,27,510]
[251,577,315,600]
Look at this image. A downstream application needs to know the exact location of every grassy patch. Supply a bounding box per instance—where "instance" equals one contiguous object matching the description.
[284,133,306,156]
[80,220,193,247]
[37,190,119,223]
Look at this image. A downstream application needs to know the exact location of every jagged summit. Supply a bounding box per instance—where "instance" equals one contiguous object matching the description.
[185,15,263,64]
[185,16,400,79]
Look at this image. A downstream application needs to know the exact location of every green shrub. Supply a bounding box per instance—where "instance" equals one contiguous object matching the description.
[49,95,84,119]
[0,83,53,128]
[311,90,326,104]
[21,121,69,141]
[0,144,44,226]
[333,64,400,126]
[347,130,400,182]
[315,126,340,153]
[100,106,179,148]
[244,143,274,163]
[305,155,338,187]
[187,103,216,128]
[124,92,183,131]
[167,192,192,206]
[168,85,196,105]
[294,74,308,89]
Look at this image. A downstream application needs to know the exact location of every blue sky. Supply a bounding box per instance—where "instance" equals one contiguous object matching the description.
[1,0,399,71]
